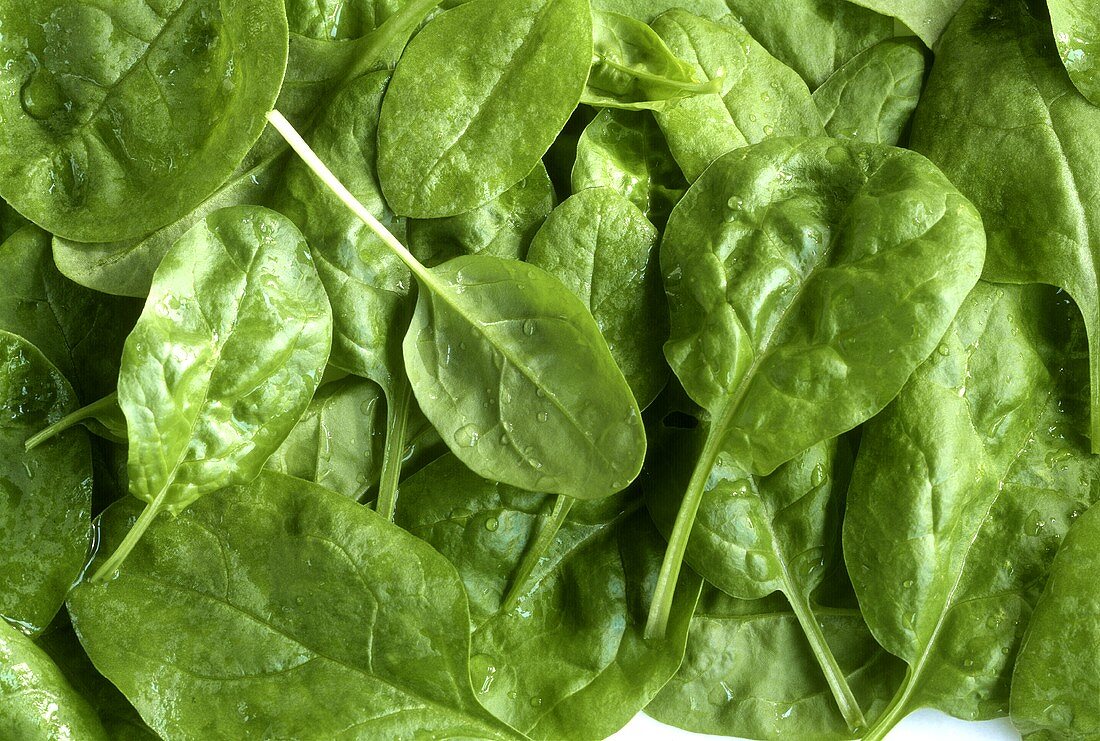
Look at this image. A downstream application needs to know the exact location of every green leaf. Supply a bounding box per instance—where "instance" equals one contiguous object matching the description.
[646,136,985,641]
[0,199,28,244]
[846,283,1100,740]
[0,331,92,636]
[527,187,668,409]
[285,0,407,39]
[0,227,141,403]
[812,38,927,145]
[396,454,700,740]
[377,0,592,217]
[584,11,721,111]
[0,619,107,741]
[571,108,688,229]
[100,206,332,580]
[910,0,1100,451]
[590,0,728,22]
[0,0,288,242]
[68,471,523,740]
[845,0,963,47]
[650,10,824,181]
[1048,0,1100,106]
[723,0,893,89]
[407,164,555,266]
[265,375,387,499]
[646,586,904,739]
[1011,505,1100,739]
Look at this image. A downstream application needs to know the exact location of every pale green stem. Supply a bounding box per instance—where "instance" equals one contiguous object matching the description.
[861,670,917,741]
[89,491,168,583]
[375,381,413,522]
[26,392,120,450]
[501,495,575,611]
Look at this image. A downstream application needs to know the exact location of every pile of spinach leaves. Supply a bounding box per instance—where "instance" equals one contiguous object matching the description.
[0,0,1097,739]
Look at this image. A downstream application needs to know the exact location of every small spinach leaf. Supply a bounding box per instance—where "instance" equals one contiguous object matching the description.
[377,0,592,217]
[68,471,523,741]
[845,0,964,47]
[0,0,289,242]
[1048,0,1100,106]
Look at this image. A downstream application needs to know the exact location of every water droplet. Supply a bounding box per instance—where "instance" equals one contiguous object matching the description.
[523,319,537,336]
[470,654,497,695]
[485,517,499,532]
[763,124,774,136]
[727,196,743,210]
[508,691,518,701]
[810,463,827,488]
[937,344,950,357]
[454,425,480,447]
[536,411,548,423]
[1026,510,1044,536]
[903,579,914,589]
[529,696,543,708]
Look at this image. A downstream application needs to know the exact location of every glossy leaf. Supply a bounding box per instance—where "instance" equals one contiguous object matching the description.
[0,227,140,403]
[0,619,107,741]
[265,375,387,499]
[0,0,288,242]
[407,164,555,266]
[584,11,721,111]
[527,187,668,408]
[812,38,927,145]
[1011,505,1100,739]
[646,135,985,638]
[68,471,523,740]
[846,0,964,47]
[1049,0,1100,106]
[571,108,687,228]
[910,0,1100,450]
[104,206,331,579]
[396,454,701,741]
[646,586,904,739]
[723,0,893,89]
[0,331,92,636]
[285,0,404,39]
[845,283,1100,739]
[651,10,824,181]
[377,0,592,217]
[590,0,727,22]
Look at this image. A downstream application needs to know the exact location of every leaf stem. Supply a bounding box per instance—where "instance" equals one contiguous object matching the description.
[375,381,413,521]
[784,585,868,733]
[89,492,167,583]
[501,494,575,611]
[860,671,916,741]
[26,392,121,450]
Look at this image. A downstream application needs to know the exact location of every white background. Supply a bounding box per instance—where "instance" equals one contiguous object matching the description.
[613,710,1020,739]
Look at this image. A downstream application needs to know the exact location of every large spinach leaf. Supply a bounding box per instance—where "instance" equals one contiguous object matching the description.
[0,0,288,242]
[812,38,927,145]
[0,330,92,636]
[572,109,687,229]
[527,187,668,409]
[1010,505,1100,739]
[1048,0,1100,106]
[651,10,824,181]
[377,0,591,217]
[68,471,523,740]
[845,0,964,47]
[646,136,985,639]
[0,619,107,740]
[98,206,332,580]
[396,454,700,741]
[910,0,1100,451]
[845,282,1100,740]
[646,586,904,739]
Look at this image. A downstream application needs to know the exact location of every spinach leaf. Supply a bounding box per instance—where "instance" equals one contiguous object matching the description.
[0,0,289,242]
[527,187,668,409]
[96,206,332,581]
[26,392,127,451]
[646,136,985,640]
[1048,0,1100,106]
[584,11,722,111]
[377,0,592,217]
[0,227,140,403]
[68,471,523,740]
[0,331,92,636]
[396,454,701,741]
[723,0,893,89]
[845,283,1100,740]
[590,0,727,22]
[651,10,824,181]
[0,619,107,740]
[272,112,648,504]
[844,0,964,47]
[285,0,404,39]
[0,199,28,243]
[1011,505,1100,739]
[571,109,688,229]
[265,375,387,499]
[646,586,905,739]
[812,38,927,145]
[910,0,1100,450]
[408,164,555,266]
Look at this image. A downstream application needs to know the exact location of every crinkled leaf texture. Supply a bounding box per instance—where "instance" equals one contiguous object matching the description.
[0,0,289,242]
[120,206,331,516]
[846,282,1100,735]
[68,471,523,740]
[0,331,92,635]
[396,454,700,740]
